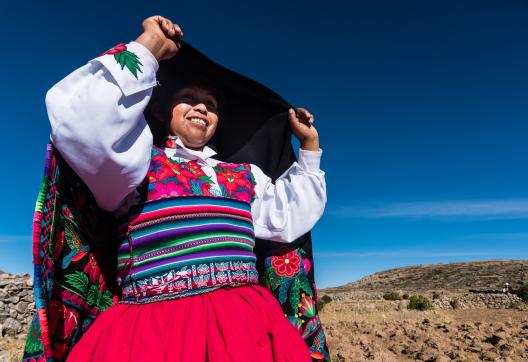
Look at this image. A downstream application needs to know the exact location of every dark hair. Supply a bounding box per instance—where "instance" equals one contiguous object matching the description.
[145,74,225,147]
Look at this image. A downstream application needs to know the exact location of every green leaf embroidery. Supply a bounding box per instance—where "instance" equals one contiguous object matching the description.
[191,182,202,194]
[290,278,301,315]
[278,277,294,304]
[302,316,321,339]
[86,284,100,306]
[24,318,44,354]
[199,175,214,184]
[299,275,314,297]
[65,271,89,297]
[98,289,114,311]
[114,50,143,79]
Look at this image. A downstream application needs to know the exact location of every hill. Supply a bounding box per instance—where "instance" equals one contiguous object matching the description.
[323,259,528,294]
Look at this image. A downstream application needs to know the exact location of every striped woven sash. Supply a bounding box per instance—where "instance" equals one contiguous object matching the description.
[117,196,259,303]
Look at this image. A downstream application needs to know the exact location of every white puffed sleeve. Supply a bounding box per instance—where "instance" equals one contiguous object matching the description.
[250,149,327,243]
[46,41,158,211]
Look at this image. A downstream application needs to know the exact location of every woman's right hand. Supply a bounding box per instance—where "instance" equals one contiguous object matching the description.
[135,15,184,61]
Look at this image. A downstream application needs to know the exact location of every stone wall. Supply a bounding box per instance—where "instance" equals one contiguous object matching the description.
[0,271,35,339]
[433,293,524,310]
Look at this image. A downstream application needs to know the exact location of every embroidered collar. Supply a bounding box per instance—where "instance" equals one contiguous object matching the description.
[163,135,217,162]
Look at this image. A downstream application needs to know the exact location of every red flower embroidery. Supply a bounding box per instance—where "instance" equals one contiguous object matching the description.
[216,168,248,195]
[271,250,301,277]
[48,300,79,341]
[83,254,100,284]
[149,181,185,200]
[99,43,127,56]
[201,183,212,196]
[235,190,251,203]
[302,258,311,274]
[185,160,208,178]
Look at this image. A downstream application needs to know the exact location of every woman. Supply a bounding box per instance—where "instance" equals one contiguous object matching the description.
[25,15,328,362]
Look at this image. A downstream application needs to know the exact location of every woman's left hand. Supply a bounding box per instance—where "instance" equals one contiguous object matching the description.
[288,108,320,151]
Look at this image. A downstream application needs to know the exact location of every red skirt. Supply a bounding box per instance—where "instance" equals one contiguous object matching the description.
[67,285,311,361]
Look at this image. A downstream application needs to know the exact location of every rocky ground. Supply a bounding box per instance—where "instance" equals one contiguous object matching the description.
[319,294,528,361]
[2,261,528,361]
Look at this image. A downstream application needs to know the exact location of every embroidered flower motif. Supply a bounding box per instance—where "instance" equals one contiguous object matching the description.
[310,351,325,360]
[164,137,178,148]
[299,294,316,318]
[99,43,127,55]
[149,181,185,200]
[48,300,79,341]
[302,258,311,275]
[100,43,143,79]
[271,249,301,277]
[146,147,255,202]
[185,160,209,179]
[83,254,102,285]
[216,168,249,195]
[235,190,251,203]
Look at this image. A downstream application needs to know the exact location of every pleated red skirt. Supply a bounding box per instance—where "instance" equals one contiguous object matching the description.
[67,285,311,361]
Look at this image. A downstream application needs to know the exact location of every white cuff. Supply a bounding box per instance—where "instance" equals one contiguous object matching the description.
[90,41,159,96]
[298,148,322,172]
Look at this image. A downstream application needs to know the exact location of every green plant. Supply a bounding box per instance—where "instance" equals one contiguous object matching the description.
[450,298,460,309]
[318,294,333,311]
[402,293,409,300]
[383,291,402,301]
[408,295,433,311]
[516,285,528,302]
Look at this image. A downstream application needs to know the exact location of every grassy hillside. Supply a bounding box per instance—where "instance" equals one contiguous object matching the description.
[323,259,528,293]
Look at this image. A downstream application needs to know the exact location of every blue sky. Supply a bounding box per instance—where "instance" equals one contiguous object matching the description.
[1,1,527,287]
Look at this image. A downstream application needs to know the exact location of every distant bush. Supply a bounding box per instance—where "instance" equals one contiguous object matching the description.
[516,285,528,302]
[402,293,409,300]
[318,294,333,311]
[432,291,441,300]
[383,291,402,301]
[408,295,433,311]
[450,298,460,309]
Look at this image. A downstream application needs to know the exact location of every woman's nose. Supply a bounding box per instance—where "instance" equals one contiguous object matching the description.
[193,103,208,114]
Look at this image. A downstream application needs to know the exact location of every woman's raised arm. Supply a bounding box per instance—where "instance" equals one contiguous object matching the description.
[47,16,182,211]
[251,108,326,242]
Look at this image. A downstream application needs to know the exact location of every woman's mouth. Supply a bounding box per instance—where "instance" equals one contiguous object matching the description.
[187,117,208,127]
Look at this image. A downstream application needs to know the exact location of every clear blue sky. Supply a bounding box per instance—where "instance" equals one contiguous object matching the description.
[1,1,527,288]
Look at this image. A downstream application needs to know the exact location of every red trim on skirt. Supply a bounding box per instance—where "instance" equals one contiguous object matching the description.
[67,285,311,361]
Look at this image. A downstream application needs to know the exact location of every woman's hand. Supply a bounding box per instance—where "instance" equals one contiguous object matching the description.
[288,108,320,151]
[135,15,184,61]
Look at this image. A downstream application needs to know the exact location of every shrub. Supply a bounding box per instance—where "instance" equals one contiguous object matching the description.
[402,293,409,300]
[318,294,333,312]
[408,295,434,311]
[432,291,441,300]
[383,291,402,301]
[516,285,528,302]
[450,298,460,309]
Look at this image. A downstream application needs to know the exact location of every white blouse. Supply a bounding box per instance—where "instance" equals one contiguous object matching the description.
[45,41,327,243]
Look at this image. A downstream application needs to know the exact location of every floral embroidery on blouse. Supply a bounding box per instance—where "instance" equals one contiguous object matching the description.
[146,147,255,203]
[100,43,143,79]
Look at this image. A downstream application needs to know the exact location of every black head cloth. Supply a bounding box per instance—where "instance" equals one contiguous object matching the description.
[144,40,295,181]
[144,41,321,286]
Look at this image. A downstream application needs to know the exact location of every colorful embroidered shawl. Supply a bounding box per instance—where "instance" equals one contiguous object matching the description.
[23,143,330,361]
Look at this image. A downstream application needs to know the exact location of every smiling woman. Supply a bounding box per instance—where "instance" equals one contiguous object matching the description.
[165,84,220,150]
[25,14,330,362]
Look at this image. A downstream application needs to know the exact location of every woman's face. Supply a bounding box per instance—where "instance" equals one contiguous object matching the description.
[168,85,219,150]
